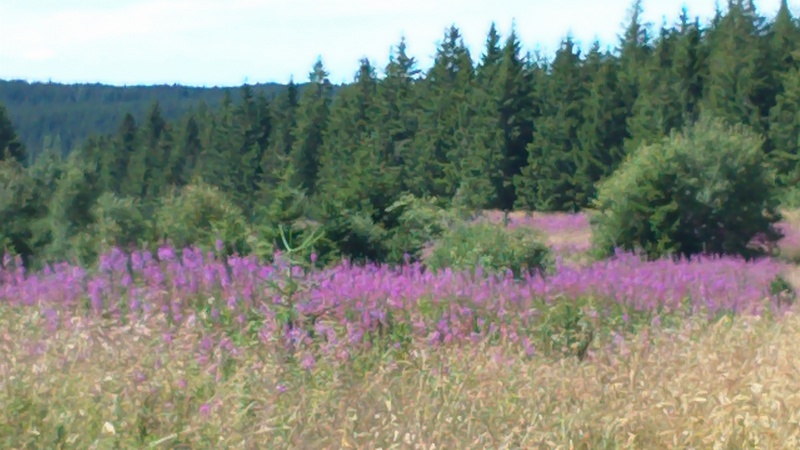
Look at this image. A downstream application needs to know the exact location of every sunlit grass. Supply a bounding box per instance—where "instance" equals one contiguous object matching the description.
[3,304,800,448]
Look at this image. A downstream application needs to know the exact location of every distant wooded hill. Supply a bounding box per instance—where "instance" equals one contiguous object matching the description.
[0,79,306,158]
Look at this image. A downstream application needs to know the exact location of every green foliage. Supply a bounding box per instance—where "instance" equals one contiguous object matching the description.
[90,193,152,252]
[154,183,250,256]
[0,80,296,158]
[36,155,102,266]
[535,298,595,360]
[591,116,783,260]
[424,222,552,279]
[0,159,35,258]
[768,68,800,185]
[0,103,27,164]
[769,274,796,308]
[514,37,587,212]
[384,194,463,264]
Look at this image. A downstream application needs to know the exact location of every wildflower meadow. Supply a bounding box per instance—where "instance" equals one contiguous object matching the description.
[2,212,800,448]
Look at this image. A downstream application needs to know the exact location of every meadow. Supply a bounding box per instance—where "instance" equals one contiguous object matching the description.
[3,212,800,449]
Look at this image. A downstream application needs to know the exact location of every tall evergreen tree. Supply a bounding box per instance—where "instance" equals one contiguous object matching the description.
[101,113,138,195]
[0,103,26,164]
[575,41,628,199]
[769,68,800,185]
[671,9,707,126]
[494,25,537,209]
[616,0,652,154]
[515,37,587,211]
[408,25,474,198]
[626,23,683,151]
[140,101,172,201]
[259,80,299,194]
[290,58,332,196]
[168,114,203,187]
[376,37,420,196]
[701,0,771,133]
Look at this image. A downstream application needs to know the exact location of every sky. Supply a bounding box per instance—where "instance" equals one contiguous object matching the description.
[0,0,789,87]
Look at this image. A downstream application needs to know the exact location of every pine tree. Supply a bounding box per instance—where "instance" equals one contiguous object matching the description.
[0,158,35,258]
[0,103,27,165]
[103,113,138,196]
[260,80,299,193]
[140,101,171,201]
[169,114,202,187]
[409,25,474,198]
[196,92,239,191]
[515,37,587,211]
[453,23,507,211]
[672,9,707,126]
[764,0,800,156]
[290,58,332,196]
[702,0,770,133]
[626,23,683,151]
[376,37,420,196]
[476,23,503,84]
[495,25,537,210]
[769,68,800,185]
[616,0,652,154]
[575,41,628,200]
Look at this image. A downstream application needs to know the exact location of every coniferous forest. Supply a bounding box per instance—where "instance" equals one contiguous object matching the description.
[1,0,799,269]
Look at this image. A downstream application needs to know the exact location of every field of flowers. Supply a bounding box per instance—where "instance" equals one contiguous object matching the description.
[2,212,800,448]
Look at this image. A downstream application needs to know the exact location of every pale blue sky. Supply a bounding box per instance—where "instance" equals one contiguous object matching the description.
[0,0,788,87]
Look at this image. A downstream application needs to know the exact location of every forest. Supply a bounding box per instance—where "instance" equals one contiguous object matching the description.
[0,79,298,160]
[1,0,799,269]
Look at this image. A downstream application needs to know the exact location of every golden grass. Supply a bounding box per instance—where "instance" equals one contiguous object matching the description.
[3,307,800,449]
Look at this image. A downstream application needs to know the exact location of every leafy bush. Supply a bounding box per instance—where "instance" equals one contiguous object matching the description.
[424,222,552,278]
[384,194,464,264]
[154,183,250,256]
[591,116,783,260]
[90,193,152,252]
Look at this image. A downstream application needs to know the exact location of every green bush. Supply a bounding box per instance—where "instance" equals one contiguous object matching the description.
[154,183,250,255]
[424,222,552,278]
[90,193,152,252]
[591,116,783,260]
[384,194,464,264]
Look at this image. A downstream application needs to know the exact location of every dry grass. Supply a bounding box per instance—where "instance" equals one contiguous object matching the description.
[3,305,800,449]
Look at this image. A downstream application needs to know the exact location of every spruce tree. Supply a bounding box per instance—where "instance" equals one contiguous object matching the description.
[515,37,586,211]
[671,9,707,126]
[495,26,537,210]
[702,0,770,134]
[626,24,683,151]
[259,80,299,193]
[290,58,332,196]
[575,41,627,200]
[769,68,800,185]
[408,25,474,198]
[0,103,26,165]
[376,37,420,196]
[98,113,137,195]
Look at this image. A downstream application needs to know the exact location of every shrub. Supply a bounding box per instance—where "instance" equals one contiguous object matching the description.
[154,183,250,256]
[384,194,464,264]
[90,192,152,252]
[591,116,783,260]
[424,222,552,278]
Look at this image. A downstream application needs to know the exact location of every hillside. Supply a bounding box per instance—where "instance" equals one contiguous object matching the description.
[0,79,295,158]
